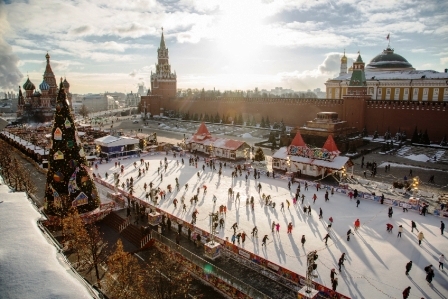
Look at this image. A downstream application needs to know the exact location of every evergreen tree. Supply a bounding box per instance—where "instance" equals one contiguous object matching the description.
[193,113,198,121]
[204,113,210,122]
[260,116,265,128]
[411,126,419,143]
[440,135,447,147]
[214,112,220,123]
[237,113,243,125]
[44,80,100,215]
[421,129,430,144]
[265,116,271,128]
[254,147,265,162]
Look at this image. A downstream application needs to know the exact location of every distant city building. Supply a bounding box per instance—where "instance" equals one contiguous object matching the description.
[126,91,140,107]
[326,46,448,101]
[81,94,108,113]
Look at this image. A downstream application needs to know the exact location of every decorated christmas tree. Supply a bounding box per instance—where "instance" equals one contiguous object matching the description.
[44,79,100,215]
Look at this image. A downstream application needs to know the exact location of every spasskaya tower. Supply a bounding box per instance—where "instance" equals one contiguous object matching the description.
[150,28,177,99]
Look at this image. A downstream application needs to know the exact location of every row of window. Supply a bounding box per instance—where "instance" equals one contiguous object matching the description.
[329,87,448,101]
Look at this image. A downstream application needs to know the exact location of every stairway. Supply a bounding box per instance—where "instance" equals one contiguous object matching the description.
[120,224,144,248]
[101,212,126,232]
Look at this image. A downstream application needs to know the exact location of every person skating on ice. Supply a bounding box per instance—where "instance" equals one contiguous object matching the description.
[405,261,412,275]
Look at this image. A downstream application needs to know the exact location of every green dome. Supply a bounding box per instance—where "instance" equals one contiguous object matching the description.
[366,47,413,70]
[23,78,35,90]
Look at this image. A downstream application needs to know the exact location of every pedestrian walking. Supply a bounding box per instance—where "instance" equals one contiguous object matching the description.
[411,220,418,232]
[441,221,445,235]
[323,233,331,245]
[402,286,411,299]
[262,235,269,246]
[301,235,306,246]
[405,261,412,275]
[439,254,445,270]
[417,231,424,246]
[398,225,403,238]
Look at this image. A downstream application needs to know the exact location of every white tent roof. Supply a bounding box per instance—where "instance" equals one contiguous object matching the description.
[95,135,139,147]
[272,146,349,170]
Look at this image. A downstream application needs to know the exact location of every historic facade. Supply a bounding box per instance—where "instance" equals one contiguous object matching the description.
[150,29,177,100]
[141,39,448,143]
[326,47,448,102]
[17,53,72,122]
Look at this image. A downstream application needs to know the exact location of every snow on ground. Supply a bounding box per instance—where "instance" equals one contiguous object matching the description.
[0,178,94,299]
[97,155,448,299]
[405,154,431,163]
[240,133,254,138]
[377,162,448,173]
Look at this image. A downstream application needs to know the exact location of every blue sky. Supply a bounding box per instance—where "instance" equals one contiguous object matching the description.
[1,0,447,94]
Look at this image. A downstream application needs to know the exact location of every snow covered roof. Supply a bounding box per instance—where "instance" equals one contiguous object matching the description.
[0,180,94,299]
[187,135,248,150]
[95,135,139,147]
[273,146,349,170]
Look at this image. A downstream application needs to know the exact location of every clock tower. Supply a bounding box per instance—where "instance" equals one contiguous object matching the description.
[150,28,177,99]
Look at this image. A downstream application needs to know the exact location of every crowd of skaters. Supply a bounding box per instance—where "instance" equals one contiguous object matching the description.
[100,152,446,298]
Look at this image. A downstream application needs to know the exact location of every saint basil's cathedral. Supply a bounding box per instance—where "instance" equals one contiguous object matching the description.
[17,53,72,122]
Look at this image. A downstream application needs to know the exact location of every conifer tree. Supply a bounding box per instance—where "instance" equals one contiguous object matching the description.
[214,112,220,123]
[44,79,100,216]
[266,116,271,128]
[411,126,419,143]
[254,147,265,162]
[260,116,265,128]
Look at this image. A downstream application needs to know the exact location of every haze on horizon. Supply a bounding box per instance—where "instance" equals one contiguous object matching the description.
[1,0,447,95]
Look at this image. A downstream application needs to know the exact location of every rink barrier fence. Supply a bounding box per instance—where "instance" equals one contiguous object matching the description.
[151,230,271,299]
[94,177,350,299]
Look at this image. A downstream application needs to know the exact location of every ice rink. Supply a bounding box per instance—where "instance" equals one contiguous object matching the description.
[97,154,448,299]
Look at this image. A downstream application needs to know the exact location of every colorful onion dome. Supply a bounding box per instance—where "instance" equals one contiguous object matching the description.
[63,78,70,89]
[23,77,35,90]
[39,79,50,91]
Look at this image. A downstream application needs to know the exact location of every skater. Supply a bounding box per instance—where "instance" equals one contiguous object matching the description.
[231,234,236,245]
[251,226,258,237]
[330,268,337,283]
[262,235,269,246]
[356,198,360,207]
[426,268,435,284]
[417,231,424,246]
[354,219,360,230]
[287,222,293,234]
[332,277,338,291]
[323,233,331,245]
[405,261,412,275]
[241,232,246,244]
[301,235,306,246]
[301,194,305,205]
[386,223,393,233]
[402,286,411,299]
[319,208,323,219]
[313,193,317,204]
[280,202,285,211]
[347,229,353,241]
[307,205,311,216]
[439,254,445,270]
[272,221,276,232]
[338,258,343,271]
[398,225,403,238]
[441,221,445,235]
[411,220,418,232]
[388,206,393,218]
[231,222,238,234]
[275,223,280,233]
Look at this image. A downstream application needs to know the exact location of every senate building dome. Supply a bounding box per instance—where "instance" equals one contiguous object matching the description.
[366,47,414,71]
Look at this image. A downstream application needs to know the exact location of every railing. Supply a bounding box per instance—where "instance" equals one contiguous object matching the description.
[151,231,272,299]
[140,234,152,248]
[118,218,130,232]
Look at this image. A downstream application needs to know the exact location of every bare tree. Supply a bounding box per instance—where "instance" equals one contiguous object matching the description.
[104,239,146,299]
[79,104,89,118]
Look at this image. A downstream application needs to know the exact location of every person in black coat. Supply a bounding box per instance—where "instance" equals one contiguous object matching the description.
[426,268,435,284]
[405,261,412,275]
[332,277,338,291]
[330,268,337,283]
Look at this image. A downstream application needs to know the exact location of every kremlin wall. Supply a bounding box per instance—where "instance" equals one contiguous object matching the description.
[142,32,448,142]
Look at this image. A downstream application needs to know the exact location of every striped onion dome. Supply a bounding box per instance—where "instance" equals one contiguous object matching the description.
[23,77,35,90]
[39,79,50,91]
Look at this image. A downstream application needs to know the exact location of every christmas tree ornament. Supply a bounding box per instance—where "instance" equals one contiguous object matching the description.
[64,118,71,128]
[69,159,78,168]
[53,171,64,182]
[54,128,62,140]
[72,192,88,207]
[56,103,62,112]
[53,150,64,160]
[67,140,74,148]
[68,168,80,193]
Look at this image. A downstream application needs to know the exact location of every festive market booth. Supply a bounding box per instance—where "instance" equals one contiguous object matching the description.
[272,131,352,178]
[94,135,140,159]
[186,123,251,160]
